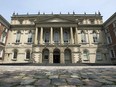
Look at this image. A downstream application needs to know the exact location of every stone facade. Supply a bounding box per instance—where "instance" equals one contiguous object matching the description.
[2,12,112,64]
[0,15,10,61]
[103,12,116,64]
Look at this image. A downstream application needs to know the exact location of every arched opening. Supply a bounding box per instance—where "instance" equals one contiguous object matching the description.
[64,49,71,64]
[42,49,49,64]
[53,49,60,63]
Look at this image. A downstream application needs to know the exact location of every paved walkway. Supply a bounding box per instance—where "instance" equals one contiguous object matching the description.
[0,66,116,87]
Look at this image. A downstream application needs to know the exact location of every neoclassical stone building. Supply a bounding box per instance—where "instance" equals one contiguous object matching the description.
[3,12,111,64]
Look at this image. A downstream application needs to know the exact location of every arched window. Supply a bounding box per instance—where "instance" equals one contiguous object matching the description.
[13,49,18,59]
[96,50,102,60]
[83,50,89,60]
[64,49,71,63]
[27,31,32,43]
[64,31,69,43]
[93,31,98,43]
[16,31,21,43]
[44,31,50,43]
[81,31,86,42]
[26,50,31,59]
[43,49,49,60]
[54,31,59,43]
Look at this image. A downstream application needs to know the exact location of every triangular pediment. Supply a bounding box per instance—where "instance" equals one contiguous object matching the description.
[37,16,75,23]
[46,18,70,22]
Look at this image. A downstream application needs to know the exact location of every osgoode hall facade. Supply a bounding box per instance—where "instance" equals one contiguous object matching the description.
[2,12,112,64]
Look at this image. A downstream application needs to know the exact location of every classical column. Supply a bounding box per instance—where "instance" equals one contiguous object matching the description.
[60,52,64,63]
[70,27,74,44]
[49,52,53,63]
[87,30,91,46]
[34,27,38,44]
[50,27,53,44]
[60,27,64,44]
[40,27,43,44]
[75,27,78,44]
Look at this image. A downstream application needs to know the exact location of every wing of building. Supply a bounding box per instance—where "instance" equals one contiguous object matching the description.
[0,12,114,64]
[103,12,116,64]
[0,15,10,62]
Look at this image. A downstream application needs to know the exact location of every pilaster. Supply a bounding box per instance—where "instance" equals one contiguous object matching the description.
[49,52,53,63]
[50,27,53,44]
[70,27,74,44]
[34,27,38,44]
[75,27,78,44]
[60,27,64,44]
[40,27,43,44]
[60,52,64,63]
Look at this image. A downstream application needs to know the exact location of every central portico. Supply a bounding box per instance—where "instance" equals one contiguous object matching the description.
[33,16,80,64]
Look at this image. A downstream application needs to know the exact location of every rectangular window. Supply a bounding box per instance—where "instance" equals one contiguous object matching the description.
[107,34,112,44]
[54,31,59,43]
[44,32,49,43]
[96,52,102,60]
[114,29,116,37]
[93,37,98,42]
[16,33,21,43]
[0,32,6,43]
[83,53,89,60]
[81,34,86,43]
[64,31,69,43]
[113,21,116,28]
[110,49,115,58]
[28,38,32,43]
[13,50,18,60]
[26,53,30,59]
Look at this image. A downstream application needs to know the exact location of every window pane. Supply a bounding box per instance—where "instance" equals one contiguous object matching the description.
[81,32,86,42]
[54,31,59,42]
[64,31,69,42]
[13,51,17,59]
[93,33,98,42]
[45,32,49,42]
[28,33,32,43]
[96,52,101,60]
[16,32,21,43]
[26,51,30,59]
[83,52,89,60]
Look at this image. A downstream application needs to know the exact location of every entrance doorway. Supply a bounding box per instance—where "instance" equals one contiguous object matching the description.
[53,49,60,63]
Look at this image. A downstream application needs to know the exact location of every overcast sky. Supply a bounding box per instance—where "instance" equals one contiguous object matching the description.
[0,0,116,22]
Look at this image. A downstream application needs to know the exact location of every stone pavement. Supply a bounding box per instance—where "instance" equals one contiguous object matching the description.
[0,66,116,87]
